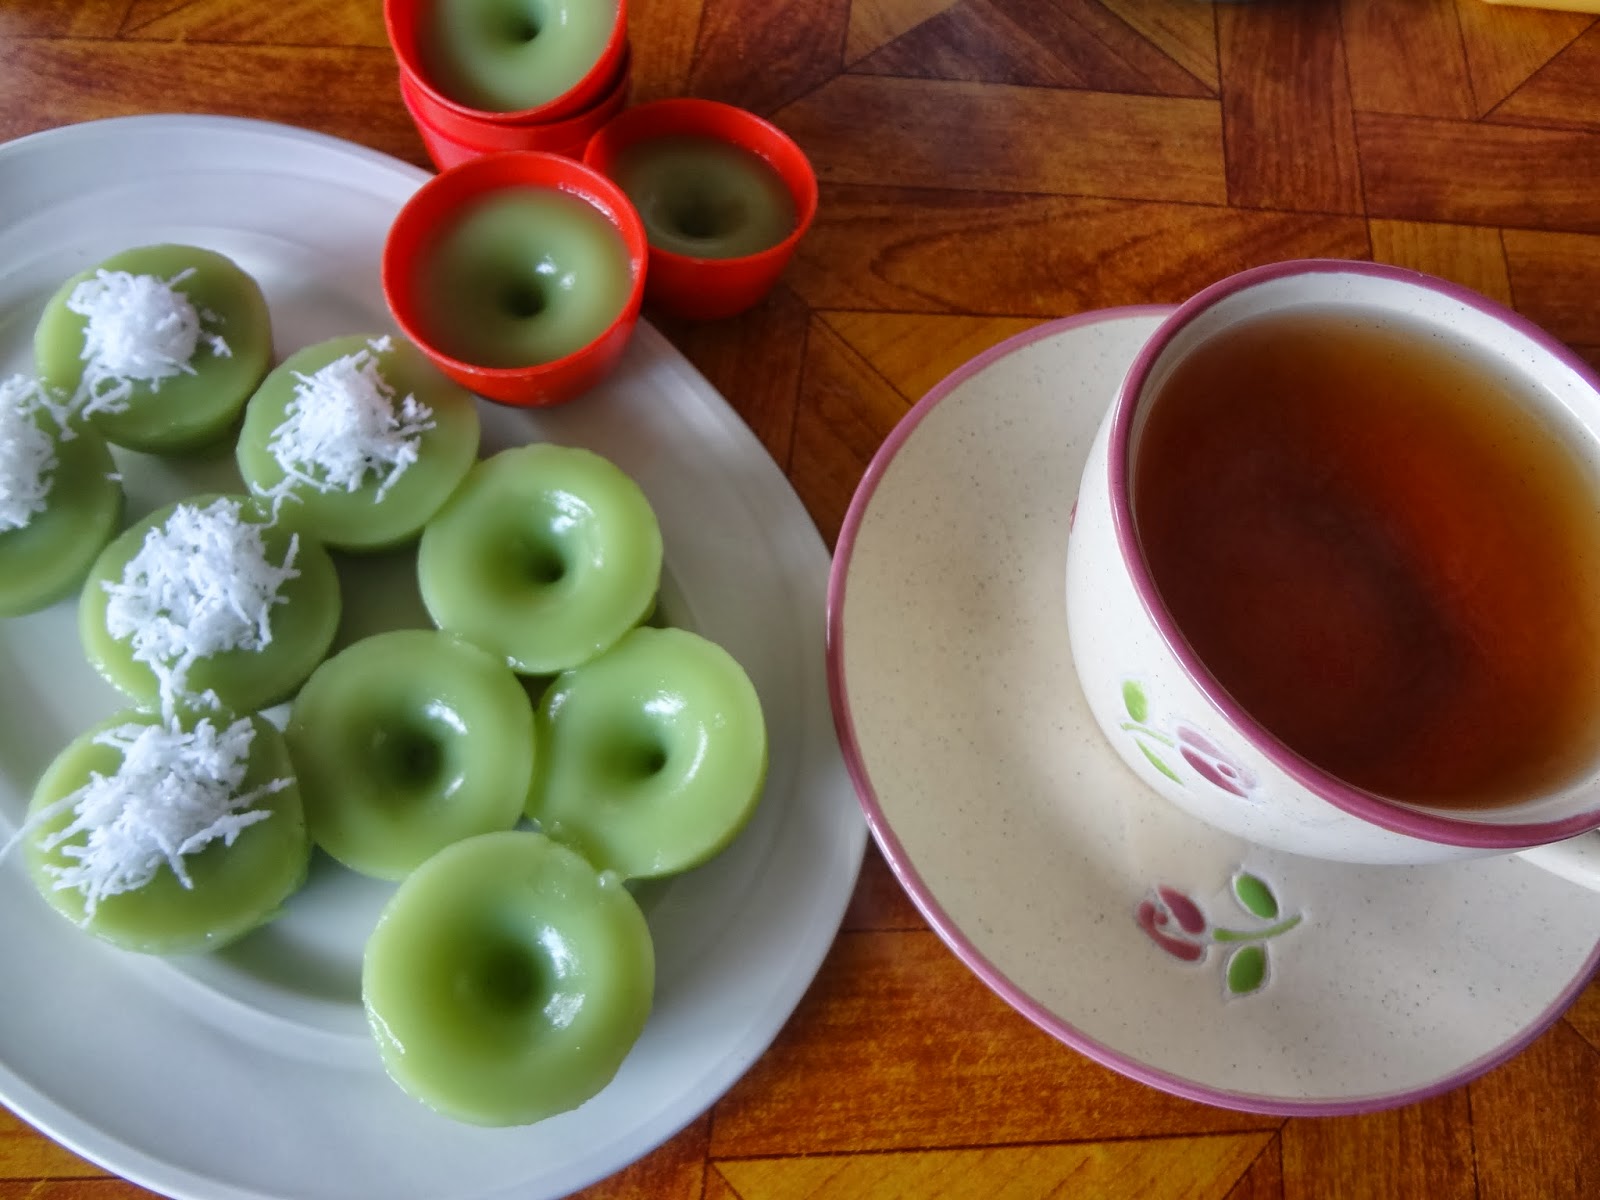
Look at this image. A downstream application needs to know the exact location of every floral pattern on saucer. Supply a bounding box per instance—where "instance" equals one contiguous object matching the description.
[1137,871,1304,998]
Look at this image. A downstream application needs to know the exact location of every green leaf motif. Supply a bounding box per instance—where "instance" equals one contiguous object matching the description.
[1226,945,1268,996]
[1136,739,1181,783]
[1233,873,1279,920]
[1122,680,1148,724]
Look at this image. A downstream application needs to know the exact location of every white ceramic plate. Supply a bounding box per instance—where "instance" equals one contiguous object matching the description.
[828,307,1600,1114]
[0,115,865,1199]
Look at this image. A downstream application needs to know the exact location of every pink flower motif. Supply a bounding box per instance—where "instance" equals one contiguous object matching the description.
[1175,726,1257,798]
[1136,886,1208,962]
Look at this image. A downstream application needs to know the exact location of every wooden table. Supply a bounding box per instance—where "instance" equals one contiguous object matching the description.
[3,1,1599,1197]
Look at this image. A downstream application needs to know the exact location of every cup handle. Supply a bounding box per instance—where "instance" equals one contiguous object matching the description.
[1513,832,1600,892]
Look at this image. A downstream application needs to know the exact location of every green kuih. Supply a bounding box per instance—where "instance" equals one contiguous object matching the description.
[411,190,632,369]
[33,244,273,453]
[528,626,769,879]
[611,135,798,260]
[363,830,654,1126]
[22,709,310,956]
[235,334,481,551]
[417,443,662,675]
[0,408,123,618]
[79,493,341,714]
[285,629,535,881]
[420,0,619,113]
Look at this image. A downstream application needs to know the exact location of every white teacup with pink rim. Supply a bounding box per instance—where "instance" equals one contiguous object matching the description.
[1067,259,1600,887]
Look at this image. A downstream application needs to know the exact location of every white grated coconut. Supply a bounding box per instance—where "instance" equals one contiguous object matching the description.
[32,715,287,916]
[102,496,300,717]
[67,268,232,418]
[264,337,435,507]
[0,375,59,532]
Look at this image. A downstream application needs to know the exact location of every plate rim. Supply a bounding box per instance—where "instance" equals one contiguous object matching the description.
[0,112,867,1199]
[824,305,1600,1116]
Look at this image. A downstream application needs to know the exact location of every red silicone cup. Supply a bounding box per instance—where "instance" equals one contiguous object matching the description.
[385,0,629,126]
[400,47,632,170]
[584,99,819,321]
[382,152,648,407]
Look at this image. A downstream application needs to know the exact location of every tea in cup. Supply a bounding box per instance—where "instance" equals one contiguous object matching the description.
[1066,259,1600,887]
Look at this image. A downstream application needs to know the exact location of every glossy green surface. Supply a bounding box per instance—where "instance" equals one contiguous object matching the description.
[0,420,122,617]
[420,0,619,112]
[362,830,653,1126]
[22,710,310,956]
[417,444,661,675]
[78,493,341,713]
[33,244,272,453]
[285,629,534,880]
[413,191,632,369]
[236,334,481,550]
[528,626,768,879]
[611,135,798,260]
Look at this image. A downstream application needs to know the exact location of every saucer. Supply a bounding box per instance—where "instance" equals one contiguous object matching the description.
[827,307,1600,1114]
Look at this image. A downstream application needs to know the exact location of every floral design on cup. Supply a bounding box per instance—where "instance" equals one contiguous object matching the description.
[1174,725,1257,797]
[1118,679,1257,800]
[1136,871,1304,998]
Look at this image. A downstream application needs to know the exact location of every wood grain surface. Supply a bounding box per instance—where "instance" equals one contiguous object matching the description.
[3,1,1600,1197]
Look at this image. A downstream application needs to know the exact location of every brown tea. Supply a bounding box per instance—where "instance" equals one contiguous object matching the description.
[1132,309,1600,809]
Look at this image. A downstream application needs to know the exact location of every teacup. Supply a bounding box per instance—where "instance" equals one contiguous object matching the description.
[1066,259,1600,889]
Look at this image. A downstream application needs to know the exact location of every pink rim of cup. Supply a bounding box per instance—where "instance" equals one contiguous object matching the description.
[1111,258,1600,851]
[381,151,648,408]
[384,0,630,127]
[583,99,819,320]
[399,46,632,168]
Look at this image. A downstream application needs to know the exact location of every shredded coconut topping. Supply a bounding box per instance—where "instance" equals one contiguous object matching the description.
[67,268,232,418]
[102,497,300,717]
[32,716,286,916]
[264,337,434,507]
[0,376,60,532]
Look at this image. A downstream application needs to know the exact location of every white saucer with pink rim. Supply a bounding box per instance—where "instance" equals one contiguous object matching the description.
[826,306,1600,1113]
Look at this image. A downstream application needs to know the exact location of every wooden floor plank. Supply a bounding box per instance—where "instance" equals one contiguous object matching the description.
[839,842,930,933]
[777,76,1225,204]
[853,0,1211,98]
[1218,0,1362,214]
[709,930,1281,1157]
[850,0,1088,90]
[1503,228,1600,347]
[120,0,195,33]
[787,317,913,546]
[1225,1135,1285,1200]
[0,39,424,166]
[1341,0,1474,119]
[786,187,1366,316]
[569,1117,709,1200]
[0,1185,159,1199]
[0,1110,105,1180]
[1277,1092,1477,1200]
[630,0,706,103]
[0,1,129,38]
[716,1134,1274,1200]
[1367,218,1513,306]
[688,0,851,116]
[1358,112,1600,234]
[821,310,1042,402]
[846,0,961,65]
[1101,0,1218,92]
[1565,979,1600,1056]
[1454,0,1592,116]
[1490,24,1600,133]
[651,284,811,470]
[1469,1020,1600,1200]
[117,0,385,45]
